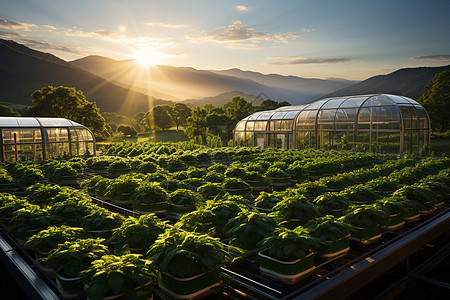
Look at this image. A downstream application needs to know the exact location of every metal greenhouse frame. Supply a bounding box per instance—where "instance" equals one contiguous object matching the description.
[234,94,431,156]
[0,117,96,162]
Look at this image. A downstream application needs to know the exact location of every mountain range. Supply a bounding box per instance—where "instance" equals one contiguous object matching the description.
[0,38,448,116]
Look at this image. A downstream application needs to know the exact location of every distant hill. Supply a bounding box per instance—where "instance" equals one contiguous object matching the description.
[71,56,357,105]
[0,39,173,116]
[324,65,450,100]
[183,91,264,107]
[211,68,358,103]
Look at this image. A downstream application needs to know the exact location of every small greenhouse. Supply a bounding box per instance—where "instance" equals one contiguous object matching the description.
[234,94,430,156]
[0,117,95,162]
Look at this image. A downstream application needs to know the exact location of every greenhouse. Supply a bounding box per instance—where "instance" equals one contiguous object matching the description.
[234,94,430,156]
[0,117,95,162]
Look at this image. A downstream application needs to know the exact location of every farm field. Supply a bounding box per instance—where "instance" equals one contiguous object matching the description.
[0,142,449,299]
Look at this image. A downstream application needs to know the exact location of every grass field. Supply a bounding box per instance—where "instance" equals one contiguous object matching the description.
[98,129,189,145]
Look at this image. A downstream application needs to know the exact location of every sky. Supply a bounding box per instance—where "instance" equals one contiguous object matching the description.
[1,0,449,80]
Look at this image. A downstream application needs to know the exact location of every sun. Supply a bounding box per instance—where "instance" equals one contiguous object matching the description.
[134,48,165,67]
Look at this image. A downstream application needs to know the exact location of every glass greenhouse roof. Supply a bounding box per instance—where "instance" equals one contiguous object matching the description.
[245,94,422,122]
[0,117,85,127]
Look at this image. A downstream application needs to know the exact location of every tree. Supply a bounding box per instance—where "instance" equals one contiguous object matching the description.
[258,99,279,111]
[185,107,208,140]
[206,112,229,135]
[172,103,191,130]
[0,104,20,117]
[419,70,450,132]
[26,86,107,137]
[117,124,137,137]
[132,112,146,132]
[223,96,254,121]
[141,105,174,131]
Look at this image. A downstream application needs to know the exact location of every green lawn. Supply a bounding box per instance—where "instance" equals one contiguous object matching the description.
[98,129,189,145]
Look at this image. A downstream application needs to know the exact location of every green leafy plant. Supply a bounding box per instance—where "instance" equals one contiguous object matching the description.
[169,189,199,206]
[225,211,277,251]
[39,238,110,278]
[305,215,350,242]
[25,225,85,255]
[254,191,283,210]
[272,196,320,227]
[257,227,321,261]
[108,214,166,254]
[147,228,233,278]
[81,254,154,300]
[197,183,225,200]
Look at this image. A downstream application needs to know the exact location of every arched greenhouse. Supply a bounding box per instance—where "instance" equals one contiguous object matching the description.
[234,94,430,156]
[0,117,96,162]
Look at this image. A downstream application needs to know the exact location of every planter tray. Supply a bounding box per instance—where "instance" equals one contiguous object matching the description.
[349,233,382,246]
[404,214,420,223]
[259,251,316,284]
[159,270,221,300]
[259,265,316,285]
[381,221,405,231]
[321,247,350,259]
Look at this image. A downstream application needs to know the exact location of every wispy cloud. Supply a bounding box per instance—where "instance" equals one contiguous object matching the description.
[236,5,249,11]
[268,56,352,65]
[0,30,22,38]
[21,38,83,54]
[191,20,298,49]
[144,22,187,29]
[0,18,38,31]
[410,54,450,61]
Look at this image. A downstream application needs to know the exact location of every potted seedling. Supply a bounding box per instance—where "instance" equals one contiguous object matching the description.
[81,207,125,238]
[272,196,321,229]
[201,200,251,237]
[25,225,85,278]
[175,209,216,235]
[286,163,308,183]
[295,181,327,199]
[340,185,381,205]
[197,183,225,200]
[168,189,199,214]
[375,199,408,231]
[25,183,69,206]
[243,171,272,191]
[265,167,291,186]
[108,214,166,255]
[132,182,169,213]
[312,192,349,217]
[225,211,277,254]
[254,192,283,211]
[8,205,59,244]
[105,175,142,206]
[39,238,110,298]
[0,168,16,191]
[342,204,385,246]
[222,177,252,196]
[47,197,95,227]
[203,171,225,184]
[107,160,131,178]
[365,177,399,194]
[391,185,435,216]
[0,194,29,227]
[257,226,321,284]
[305,216,350,258]
[147,228,233,299]
[81,254,154,300]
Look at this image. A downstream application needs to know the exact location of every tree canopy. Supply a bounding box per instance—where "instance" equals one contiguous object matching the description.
[117,124,137,137]
[419,70,450,132]
[0,104,20,117]
[25,86,107,137]
[171,103,191,130]
[141,105,175,131]
[184,107,208,140]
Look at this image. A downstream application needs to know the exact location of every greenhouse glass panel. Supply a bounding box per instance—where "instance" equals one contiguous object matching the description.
[321,98,346,109]
[340,97,369,108]
[254,121,268,131]
[318,109,336,130]
[235,120,246,131]
[245,121,255,131]
[295,110,318,130]
[47,128,69,142]
[246,132,254,146]
[335,108,357,130]
[362,95,395,107]
[233,94,430,156]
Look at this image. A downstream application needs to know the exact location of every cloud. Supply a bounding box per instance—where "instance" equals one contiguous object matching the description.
[95,29,112,36]
[0,30,22,38]
[268,56,352,65]
[144,22,187,29]
[191,20,298,49]
[236,5,249,11]
[0,18,38,31]
[21,38,82,54]
[410,54,450,61]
